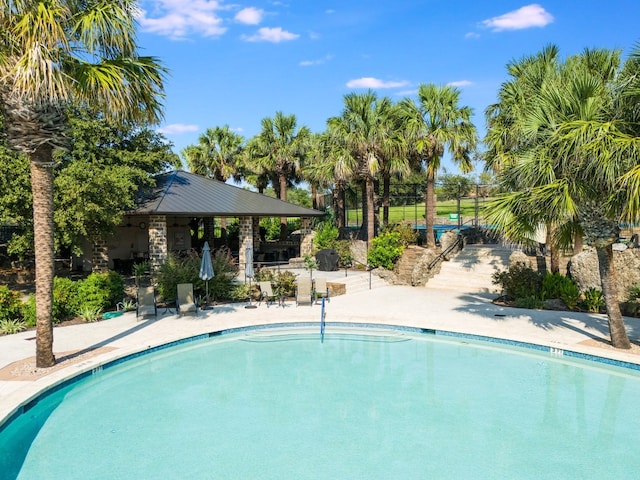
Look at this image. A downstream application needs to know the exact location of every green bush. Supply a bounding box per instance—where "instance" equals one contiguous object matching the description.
[313,222,339,250]
[156,248,239,302]
[53,276,80,318]
[0,318,26,335]
[0,285,23,323]
[514,296,544,309]
[229,283,251,302]
[384,222,418,246]
[540,272,580,310]
[253,269,296,297]
[76,271,124,311]
[367,231,405,270]
[492,262,543,302]
[580,288,605,313]
[334,240,353,268]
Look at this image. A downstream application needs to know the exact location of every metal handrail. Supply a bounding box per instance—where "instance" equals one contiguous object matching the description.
[427,235,464,271]
[346,259,372,289]
[320,297,326,342]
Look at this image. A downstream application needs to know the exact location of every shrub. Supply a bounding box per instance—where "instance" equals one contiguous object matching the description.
[313,222,339,250]
[540,272,580,310]
[229,283,251,302]
[53,276,80,318]
[367,231,404,270]
[156,248,239,302]
[514,296,544,309]
[156,252,201,301]
[334,240,353,268]
[492,262,543,302]
[77,271,124,311]
[580,288,605,313]
[0,319,26,335]
[78,305,103,322]
[0,285,23,323]
[273,271,297,297]
[385,223,418,246]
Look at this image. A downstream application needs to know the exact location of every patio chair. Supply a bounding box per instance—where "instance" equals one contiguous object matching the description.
[295,277,314,307]
[314,277,330,303]
[136,286,157,320]
[258,281,277,307]
[176,283,198,317]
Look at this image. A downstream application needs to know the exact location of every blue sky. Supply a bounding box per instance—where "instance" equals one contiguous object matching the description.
[136,1,639,175]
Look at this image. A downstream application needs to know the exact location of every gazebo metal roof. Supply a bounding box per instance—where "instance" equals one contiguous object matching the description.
[130,170,325,217]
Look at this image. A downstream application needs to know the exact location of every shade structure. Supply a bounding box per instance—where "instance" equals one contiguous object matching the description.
[244,245,257,308]
[199,241,214,306]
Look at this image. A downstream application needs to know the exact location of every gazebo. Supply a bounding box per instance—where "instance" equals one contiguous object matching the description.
[87,170,325,272]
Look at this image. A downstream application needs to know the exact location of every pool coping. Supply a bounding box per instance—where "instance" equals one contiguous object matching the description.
[2,320,639,434]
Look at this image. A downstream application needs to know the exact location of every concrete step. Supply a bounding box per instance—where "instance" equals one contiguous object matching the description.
[427,245,511,292]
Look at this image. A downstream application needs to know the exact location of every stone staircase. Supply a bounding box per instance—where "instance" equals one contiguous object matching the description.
[426,244,513,293]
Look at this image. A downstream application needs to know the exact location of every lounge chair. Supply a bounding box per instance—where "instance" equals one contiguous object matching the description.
[136,286,157,320]
[176,283,198,316]
[295,277,314,307]
[314,277,330,303]
[258,281,277,307]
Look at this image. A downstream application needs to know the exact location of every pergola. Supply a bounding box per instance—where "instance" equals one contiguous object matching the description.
[110,169,325,270]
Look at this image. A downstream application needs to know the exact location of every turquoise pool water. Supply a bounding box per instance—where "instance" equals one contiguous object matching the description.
[2,328,640,479]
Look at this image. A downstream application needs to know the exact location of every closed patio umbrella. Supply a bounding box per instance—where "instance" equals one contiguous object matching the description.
[199,241,214,308]
[245,245,257,308]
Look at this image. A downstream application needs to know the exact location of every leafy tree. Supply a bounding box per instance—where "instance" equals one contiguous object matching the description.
[484,45,640,349]
[245,112,311,239]
[327,91,401,242]
[0,0,166,367]
[437,174,473,201]
[399,84,478,249]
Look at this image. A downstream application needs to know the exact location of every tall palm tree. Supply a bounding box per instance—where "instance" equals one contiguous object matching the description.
[182,125,244,243]
[0,0,166,367]
[246,112,311,239]
[485,46,640,349]
[327,91,400,242]
[399,84,477,249]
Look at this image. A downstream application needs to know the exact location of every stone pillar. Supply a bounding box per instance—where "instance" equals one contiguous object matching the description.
[299,217,315,258]
[149,215,167,271]
[252,216,261,252]
[238,216,253,269]
[92,238,109,272]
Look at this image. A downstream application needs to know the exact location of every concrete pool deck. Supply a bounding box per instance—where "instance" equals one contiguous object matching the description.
[1,268,640,425]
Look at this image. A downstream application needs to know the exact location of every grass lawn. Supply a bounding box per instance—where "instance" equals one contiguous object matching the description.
[346,197,492,225]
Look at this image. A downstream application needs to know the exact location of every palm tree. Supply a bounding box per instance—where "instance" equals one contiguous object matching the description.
[246,112,311,239]
[0,0,166,367]
[485,46,640,349]
[327,91,400,243]
[182,125,244,244]
[399,84,477,249]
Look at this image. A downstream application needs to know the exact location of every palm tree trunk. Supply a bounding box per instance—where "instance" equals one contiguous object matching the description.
[425,170,436,249]
[279,174,288,240]
[335,184,346,238]
[546,223,560,274]
[382,174,390,227]
[365,176,375,243]
[596,245,631,349]
[30,156,56,367]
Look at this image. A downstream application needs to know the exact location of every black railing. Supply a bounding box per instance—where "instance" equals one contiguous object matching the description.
[427,235,464,271]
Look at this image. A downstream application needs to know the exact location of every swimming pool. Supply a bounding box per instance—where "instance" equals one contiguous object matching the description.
[2,326,640,479]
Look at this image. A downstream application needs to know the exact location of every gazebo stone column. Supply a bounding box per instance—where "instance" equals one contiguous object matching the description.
[238,216,253,269]
[91,238,109,272]
[252,216,261,252]
[299,216,315,258]
[149,215,168,271]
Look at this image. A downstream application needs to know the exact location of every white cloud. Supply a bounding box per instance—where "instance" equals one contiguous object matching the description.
[243,27,300,43]
[346,77,409,89]
[157,123,200,135]
[481,4,553,32]
[448,80,473,87]
[235,7,263,25]
[138,0,227,39]
[465,31,480,39]
[299,54,334,67]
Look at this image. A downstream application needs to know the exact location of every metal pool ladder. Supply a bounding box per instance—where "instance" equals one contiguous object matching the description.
[320,297,326,343]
